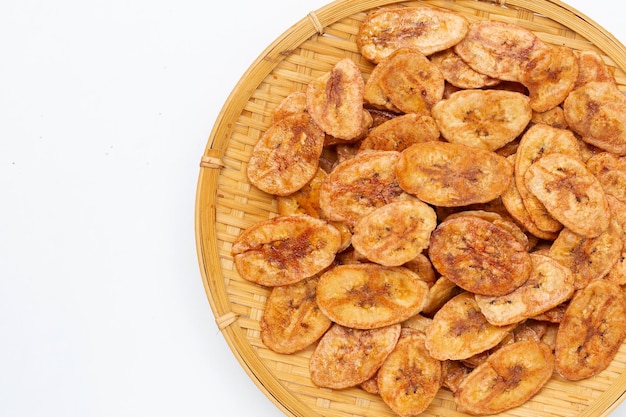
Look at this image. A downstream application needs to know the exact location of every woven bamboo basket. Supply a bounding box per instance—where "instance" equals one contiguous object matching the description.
[195,1,626,416]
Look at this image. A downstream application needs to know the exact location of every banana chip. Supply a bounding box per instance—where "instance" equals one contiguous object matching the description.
[378,329,442,417]
[555,280,626,381]
[425,292,516,361]
[247,112,325,196]
[428,216,532,296]
[455,341,554,415]
[316,263,429,329]
[574,49,617,89]
[586,151,626,202]
[475,253,575,326]
[430,48,500,89]
[357,5,469,63]
[309,323,401,389]
[396,142,513,207]
[260,276,332,354]
[272,91,307,123]
[351,198,437,266]
[359,113,440,152]
[431,89,531,151]
[232,215,341,287]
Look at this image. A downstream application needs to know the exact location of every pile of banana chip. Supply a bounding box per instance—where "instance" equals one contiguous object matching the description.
[231,5,626,416]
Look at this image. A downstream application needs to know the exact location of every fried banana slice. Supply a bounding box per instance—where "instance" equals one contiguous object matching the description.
[260,276,332,354]
[515,123,583,234]
[428,216,532,296]
[475,253,575,326]
[454,341,554,415]
[378,329,442,417]
[357,5,469,63]
[521,44,579,112]
[351,199,437,266]
[309,323,401,389]
[531,106,568,129]
[396,142,513,207]
[277,167,327,218]
[586,151,626,203]
[421,276,462,316]
[359,113,440,152]
[306,57,364,141]
[524,152,610,237]
[271,91,307,123]
[564,81,626,155]
[247,112,325,196]
[454,20,546,82]
[316,263,429,329]
[574,49,617,89]
[431,89,531,151]
[231,215,341,287]
[425,292,515,360]
[548,218,623,290]
[430,48,500,89]
[555,280,626,381]
[377,48,445,115]
[363,60,402,112]
[319,150,407,227]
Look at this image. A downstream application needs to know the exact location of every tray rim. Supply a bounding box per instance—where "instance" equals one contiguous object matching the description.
[195,1,626,416]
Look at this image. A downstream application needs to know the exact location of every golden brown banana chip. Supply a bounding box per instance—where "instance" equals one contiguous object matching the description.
[271,91,307,123]
[428,216,532,296]
[555,280,626,381]
[306,58,364,141]
[357,5,469,63]
[521,44,579,112]
[363,60,402,112]
[277,167,327,218]
[377,48,445,115]
[260,276,332,354]
[548,218,623,290]
[425,292,516,361]
[247,112,325,196]
[431,89,531,151]
[231,215,341,287]
[309,323,401,389]
[420,276,462,316]
[316,263,429,329]
[475,253,575,326]
[454,20,546,82]
[318,150,407,227]
[524,152,611,237]
[454,341,554,415]
[531,106,568,129]
[515,123,583,234]
[378,329,442,417]
[351,198,437,266]
[396,142,513,207]
[430,48,500,89]
[358,113,440,152]
[574,49,617,89]
[586,151,626,203]
[564,81,626,155]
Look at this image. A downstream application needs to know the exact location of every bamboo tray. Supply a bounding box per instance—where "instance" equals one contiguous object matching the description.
[195,1,626,416]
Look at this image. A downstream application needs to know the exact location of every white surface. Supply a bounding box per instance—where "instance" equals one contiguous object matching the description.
[0,1,625,416]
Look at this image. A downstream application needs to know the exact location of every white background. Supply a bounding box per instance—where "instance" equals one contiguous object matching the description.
[0,1,625,416]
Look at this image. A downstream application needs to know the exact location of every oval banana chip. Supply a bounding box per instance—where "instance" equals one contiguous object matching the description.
[319,150,407,227]
[309,323,401,389]
[555,280,626,381]
[428,216,532,296]
[454,20,546,82]
[524,152,610,237]
[430,48,500,89]
[396,141,513,207]
[425,292,516,361]
[548,218,623,290]
[475,253,575,326]
[306,57,364,141]
[378,330,442,417]
[586,151,626,203]
[574,49,618,89]
[316,263,429,329]
[351,198,437,266]
[357,5,469,63]
[232,215,341,287]
[431,89,531,151]
[271,91,307,123]
[455,341,555,415]
[247,112,325,196]
[359,113,440,153]
[564,81,626,155]
[260,276,332,354]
